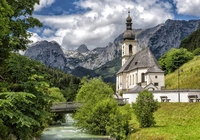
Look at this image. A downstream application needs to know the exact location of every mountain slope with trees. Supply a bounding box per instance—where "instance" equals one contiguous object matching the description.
[180,26,200,52]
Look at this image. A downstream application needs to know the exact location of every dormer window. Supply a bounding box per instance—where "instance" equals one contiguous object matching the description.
[135,61,138,65]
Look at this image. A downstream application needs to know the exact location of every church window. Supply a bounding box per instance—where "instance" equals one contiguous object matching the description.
[141,73,145,82]
[136,73,138,83]
[130,75,131,85]
[132,74,134,85]
[154,83,159,86]
[129,45,132,55]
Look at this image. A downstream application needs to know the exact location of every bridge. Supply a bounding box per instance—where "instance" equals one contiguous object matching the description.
[51,98,128,113]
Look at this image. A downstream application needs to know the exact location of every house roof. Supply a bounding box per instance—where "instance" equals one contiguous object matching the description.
[117,47,163,74]
[126,85,144,93]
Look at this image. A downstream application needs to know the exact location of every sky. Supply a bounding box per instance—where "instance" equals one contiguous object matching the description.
[30,0,200,50]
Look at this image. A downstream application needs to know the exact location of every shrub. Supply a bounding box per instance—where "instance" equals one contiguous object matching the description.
[134,90,159,128]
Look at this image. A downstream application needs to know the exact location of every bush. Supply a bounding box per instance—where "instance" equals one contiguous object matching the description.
[134,90,159,128]
[193,48,200,56]
[159,48,194,74]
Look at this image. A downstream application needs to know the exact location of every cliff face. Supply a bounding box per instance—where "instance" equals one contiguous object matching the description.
[24,19,200,82]
[147,19,200,59]
[24,41,69,71]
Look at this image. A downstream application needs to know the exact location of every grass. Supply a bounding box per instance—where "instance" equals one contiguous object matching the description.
[165,56,200,89]
[128,103,200,140]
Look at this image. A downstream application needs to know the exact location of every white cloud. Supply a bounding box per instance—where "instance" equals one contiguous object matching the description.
[174,0,200,17]
[33,0,174,50]
[34,0,56,11]
[42,28,54,36]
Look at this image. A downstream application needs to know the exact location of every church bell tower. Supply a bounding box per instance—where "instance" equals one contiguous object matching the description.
[122,8,137,66]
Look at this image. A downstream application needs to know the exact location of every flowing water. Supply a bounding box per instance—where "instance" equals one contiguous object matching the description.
[41,114,110,140]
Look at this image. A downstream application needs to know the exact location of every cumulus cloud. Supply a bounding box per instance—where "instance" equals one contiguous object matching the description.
[33,0,174,50]
[174,0,200,17]
[34,0,56,11]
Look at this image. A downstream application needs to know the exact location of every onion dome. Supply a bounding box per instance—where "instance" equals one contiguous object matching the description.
[126,15,132,22]
[123,30,135,40]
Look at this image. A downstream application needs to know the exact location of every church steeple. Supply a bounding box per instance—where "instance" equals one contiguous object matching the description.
[126,8,132,30]
[123,8,135,40]
[121,8,137,66]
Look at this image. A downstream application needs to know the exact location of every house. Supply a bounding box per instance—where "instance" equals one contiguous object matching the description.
[116,9,165,95]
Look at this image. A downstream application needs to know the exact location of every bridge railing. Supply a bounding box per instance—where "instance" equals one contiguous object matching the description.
[51,102,81,113]
[51,98,129,113]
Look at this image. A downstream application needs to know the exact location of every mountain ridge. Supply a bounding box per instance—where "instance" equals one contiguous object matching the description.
[24,19,200,82]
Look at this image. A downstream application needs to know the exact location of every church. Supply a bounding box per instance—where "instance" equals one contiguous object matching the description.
[116,10,165,95]
[116,10,200,103]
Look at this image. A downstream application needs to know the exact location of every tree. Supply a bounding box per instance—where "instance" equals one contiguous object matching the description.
[0,54,68,139]
[134,90,159,128]
[73,78,132,140]
[0,92,42,139]
[0,0,42,62]
[180,27,200,52]
[159,48,194,74]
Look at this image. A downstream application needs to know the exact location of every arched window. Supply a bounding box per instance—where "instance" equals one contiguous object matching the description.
[129,44,132,55]
[132,74,134,85]
[136,73,138,83]
[141,73,145,82]
[130,75,131,86]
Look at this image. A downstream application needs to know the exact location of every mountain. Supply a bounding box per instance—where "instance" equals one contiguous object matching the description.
[24,40,70,71]
[25,19,200,83]
[76,44,89,53]
[138,19,200,59]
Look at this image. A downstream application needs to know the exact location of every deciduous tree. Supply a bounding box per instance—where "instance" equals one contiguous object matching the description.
[134,90,159,128]
[74,78,132,140]
[159,48,194,74]
[0,0,42,62]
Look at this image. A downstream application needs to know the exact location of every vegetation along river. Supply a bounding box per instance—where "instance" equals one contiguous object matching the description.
[41,114,110,140]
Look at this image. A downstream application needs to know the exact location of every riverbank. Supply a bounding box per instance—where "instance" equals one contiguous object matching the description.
[128,102,200,140]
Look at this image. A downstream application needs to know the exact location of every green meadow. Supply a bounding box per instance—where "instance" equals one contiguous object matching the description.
[128,103,200,140]
[165,56,200,89]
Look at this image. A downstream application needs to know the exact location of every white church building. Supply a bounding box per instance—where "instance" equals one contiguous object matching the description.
[116,10,200,103]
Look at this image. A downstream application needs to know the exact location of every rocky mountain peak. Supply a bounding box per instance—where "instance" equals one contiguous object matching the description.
[76,44,89,53]
[25,40,68,71]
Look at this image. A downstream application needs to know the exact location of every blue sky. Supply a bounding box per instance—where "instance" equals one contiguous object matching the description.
[31,0,200,50]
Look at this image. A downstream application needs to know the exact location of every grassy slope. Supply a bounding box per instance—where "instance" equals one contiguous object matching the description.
[165,56,200,89]
[128,103,200,140]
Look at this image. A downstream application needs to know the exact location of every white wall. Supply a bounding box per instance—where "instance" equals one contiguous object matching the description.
[123,90,200,104]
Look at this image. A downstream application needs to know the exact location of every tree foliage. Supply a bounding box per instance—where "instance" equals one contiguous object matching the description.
[180,27,200,52]
[0,53,80,139]
[159,48,194,74]
[73,78,132,140]
[134,90,159,128]
[0,0,42,62]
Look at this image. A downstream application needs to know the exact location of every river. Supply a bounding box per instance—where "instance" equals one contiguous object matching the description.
[40,114,110,140]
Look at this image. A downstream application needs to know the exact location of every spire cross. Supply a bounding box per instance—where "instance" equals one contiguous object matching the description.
[128,7,130,16]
